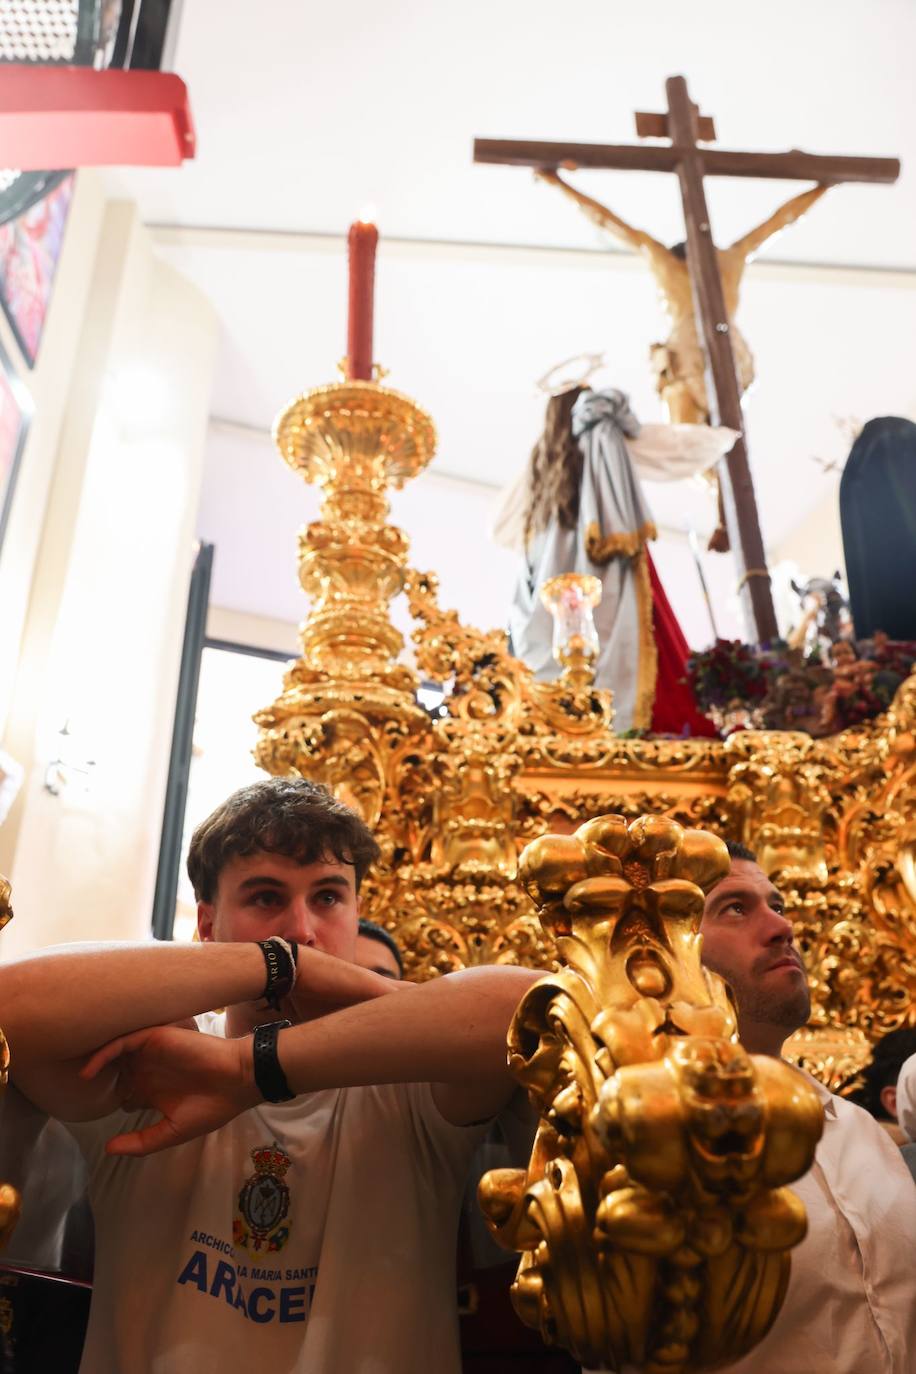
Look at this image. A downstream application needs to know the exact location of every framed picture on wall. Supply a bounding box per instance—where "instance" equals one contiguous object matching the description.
[0,173,75,367]
[0,341,32,556]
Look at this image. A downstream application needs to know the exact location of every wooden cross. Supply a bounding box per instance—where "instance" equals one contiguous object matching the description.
[475,76,899,643]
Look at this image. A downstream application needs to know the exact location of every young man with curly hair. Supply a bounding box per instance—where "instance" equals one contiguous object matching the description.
[0,777,538,1374]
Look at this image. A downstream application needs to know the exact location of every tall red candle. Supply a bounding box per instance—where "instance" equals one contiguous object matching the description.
[347,215,378,381]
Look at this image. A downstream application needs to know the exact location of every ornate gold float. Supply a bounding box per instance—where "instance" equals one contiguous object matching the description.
[255,375,916,1090]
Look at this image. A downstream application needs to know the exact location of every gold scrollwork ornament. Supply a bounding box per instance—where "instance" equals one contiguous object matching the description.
[480,816,823,1372]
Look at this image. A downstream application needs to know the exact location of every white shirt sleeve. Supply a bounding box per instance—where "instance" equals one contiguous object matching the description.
[896,1050,916,1141]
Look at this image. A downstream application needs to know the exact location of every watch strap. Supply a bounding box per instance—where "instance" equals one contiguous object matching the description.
[252,1019,295,1103]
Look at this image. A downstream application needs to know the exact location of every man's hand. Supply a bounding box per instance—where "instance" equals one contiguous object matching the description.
[81,1026,258,1157]
[81,964,540,1156]
[281,946,407,1025]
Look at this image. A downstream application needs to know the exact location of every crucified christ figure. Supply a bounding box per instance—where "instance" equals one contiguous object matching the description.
[538,170,828,548]
[539,169,828,424]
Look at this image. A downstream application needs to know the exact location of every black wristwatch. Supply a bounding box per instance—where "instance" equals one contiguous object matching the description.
[252,1020,295,1103]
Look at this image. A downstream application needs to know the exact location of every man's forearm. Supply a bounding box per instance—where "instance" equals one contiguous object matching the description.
[0,941,393,1066]
[272,966,539,1095]
[0,942,268,1063]
[84,964,542,1153]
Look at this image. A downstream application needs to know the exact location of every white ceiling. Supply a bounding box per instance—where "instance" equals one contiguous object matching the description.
[103,0,916,651]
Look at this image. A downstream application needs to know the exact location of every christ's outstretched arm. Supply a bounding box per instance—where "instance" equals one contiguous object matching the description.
[730,183,829,260]
[536,169,665,256]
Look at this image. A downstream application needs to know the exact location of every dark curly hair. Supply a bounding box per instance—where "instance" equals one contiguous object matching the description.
[357,917,404,977]
[521,386,586,549]
[725,840,758,863]
[849,1026,916,1121]
[187,777,380,903]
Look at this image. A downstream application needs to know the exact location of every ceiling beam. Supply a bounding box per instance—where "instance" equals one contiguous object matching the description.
[150,223,916,290]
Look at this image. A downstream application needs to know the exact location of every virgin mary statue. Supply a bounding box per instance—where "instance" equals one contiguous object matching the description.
[498,386,731,734]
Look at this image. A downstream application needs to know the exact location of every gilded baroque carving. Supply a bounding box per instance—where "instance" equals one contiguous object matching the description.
[478,816,822,1370]
[724,731,831,884]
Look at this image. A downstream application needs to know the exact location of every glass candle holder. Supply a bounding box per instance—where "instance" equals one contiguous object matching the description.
[540,574,602,689]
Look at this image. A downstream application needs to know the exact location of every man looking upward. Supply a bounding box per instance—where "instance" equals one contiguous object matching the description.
[699,842,916,1373]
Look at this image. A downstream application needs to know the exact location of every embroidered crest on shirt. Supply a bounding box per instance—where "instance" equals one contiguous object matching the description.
[234,1143,291,1256]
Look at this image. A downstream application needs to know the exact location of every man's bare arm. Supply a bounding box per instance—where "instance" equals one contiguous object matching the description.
[84,965,542,1154]
[0,942,398,1121]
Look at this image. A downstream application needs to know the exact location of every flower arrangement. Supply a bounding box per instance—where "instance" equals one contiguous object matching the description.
[685,635,916,739]
[684,639,769,734]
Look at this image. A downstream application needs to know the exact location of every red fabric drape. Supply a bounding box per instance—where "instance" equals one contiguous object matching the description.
[646,550,717,737]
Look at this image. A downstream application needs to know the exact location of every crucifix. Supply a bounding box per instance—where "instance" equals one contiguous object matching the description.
[474,76,899,643]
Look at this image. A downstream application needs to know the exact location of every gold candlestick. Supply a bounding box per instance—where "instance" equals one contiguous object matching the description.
[254,380,437,828]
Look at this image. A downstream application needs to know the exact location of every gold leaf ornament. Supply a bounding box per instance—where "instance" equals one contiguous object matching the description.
[481,815,823,1372]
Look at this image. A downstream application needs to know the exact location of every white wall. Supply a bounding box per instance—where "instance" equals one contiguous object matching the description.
[0,201,218,956]
[0,173,107,740]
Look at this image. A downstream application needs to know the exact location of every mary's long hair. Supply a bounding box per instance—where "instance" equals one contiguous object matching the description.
[521,386,586,550]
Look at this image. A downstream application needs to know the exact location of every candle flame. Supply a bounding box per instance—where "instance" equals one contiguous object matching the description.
[357,203,378,226]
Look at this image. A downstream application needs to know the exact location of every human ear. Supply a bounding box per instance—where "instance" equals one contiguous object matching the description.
[197,901,215,943]
[880,1084,898,1121]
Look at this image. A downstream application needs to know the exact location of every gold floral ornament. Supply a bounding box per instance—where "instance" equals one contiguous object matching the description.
[0,874,20,1249]
[479,816,823,1372]
[0,877,12,933]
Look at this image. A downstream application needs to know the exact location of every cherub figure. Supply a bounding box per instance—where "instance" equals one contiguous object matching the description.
[817,640,879,733]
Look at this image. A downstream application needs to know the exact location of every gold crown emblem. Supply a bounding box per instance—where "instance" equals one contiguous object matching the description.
[250,1146,291,1179]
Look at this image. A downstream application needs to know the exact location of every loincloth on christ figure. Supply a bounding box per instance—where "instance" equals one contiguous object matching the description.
[650,320,754,423]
